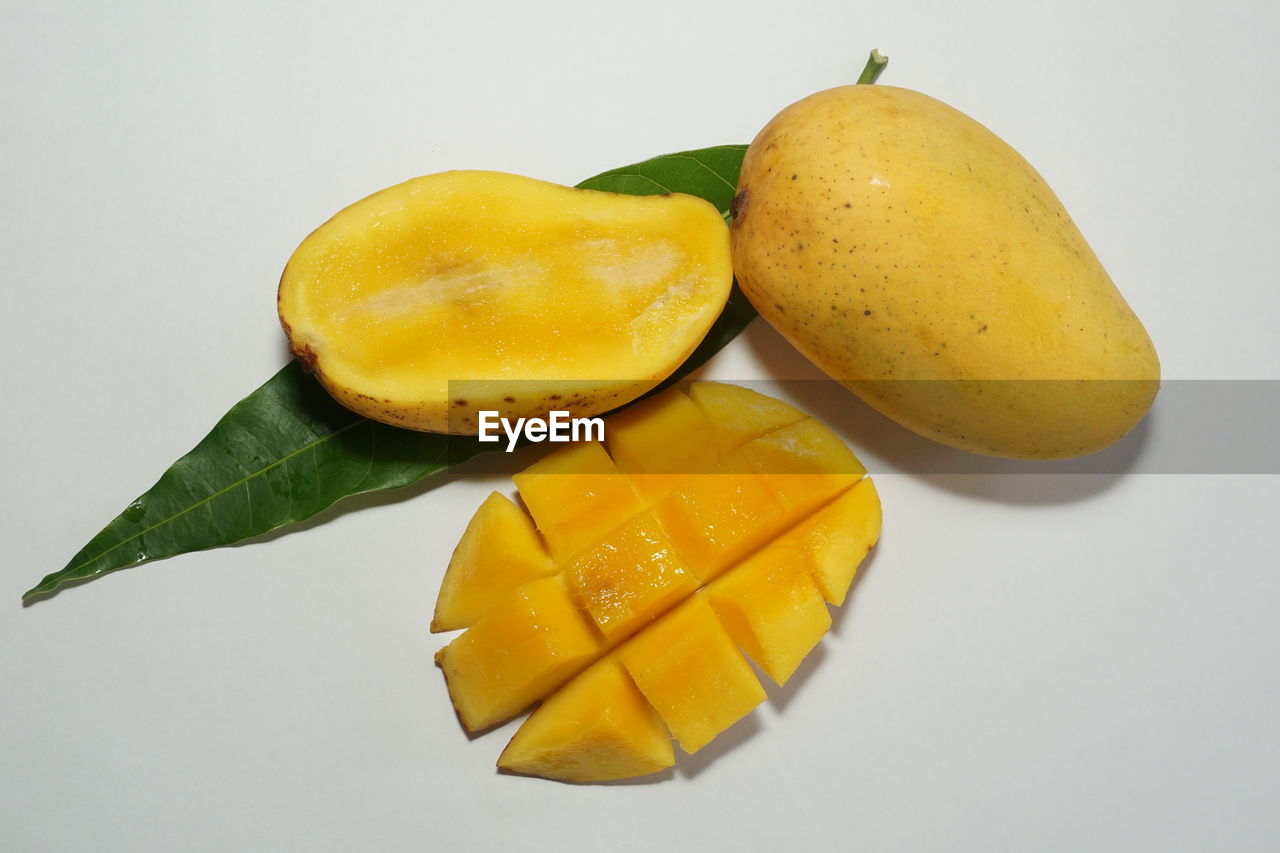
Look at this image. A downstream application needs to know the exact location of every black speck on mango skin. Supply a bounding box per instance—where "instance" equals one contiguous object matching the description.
[731,84,1159,459]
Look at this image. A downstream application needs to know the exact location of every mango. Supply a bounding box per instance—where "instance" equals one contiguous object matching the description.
[432,382,882,782]
[431,491,556,632]
[497,659,675,783]
[731,84,1159,459]
[278,170,732,433]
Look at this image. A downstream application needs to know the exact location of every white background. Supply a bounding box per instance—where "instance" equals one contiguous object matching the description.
[4,1,1278,850]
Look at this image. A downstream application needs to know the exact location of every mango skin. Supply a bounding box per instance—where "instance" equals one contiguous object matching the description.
[732,84,1160,459]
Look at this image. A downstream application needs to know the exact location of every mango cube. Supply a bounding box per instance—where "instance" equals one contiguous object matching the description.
[605,390,719,504]
[563,512,699,643]
[513,441,643,562]
[432,491,556,632]
[742,417,866,512]
[498,659,674,783]
[794,477,882,605]
[653,453,790,583]
[618,596,766,754]
[688,381,807,451]
[437,576,603,731]
[706,538,831,685]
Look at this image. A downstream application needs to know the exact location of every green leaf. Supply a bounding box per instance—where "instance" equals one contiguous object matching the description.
[25,145,755,602]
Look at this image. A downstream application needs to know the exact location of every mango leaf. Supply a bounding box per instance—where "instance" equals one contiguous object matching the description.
[25,145,754,602]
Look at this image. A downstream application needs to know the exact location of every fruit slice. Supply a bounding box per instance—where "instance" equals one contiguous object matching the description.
[563,512,699,644]
[688,381,807,451]
[793,477,882,605]
[498,659,674,783]
[432,383,882,780]
[278,170,733,433]
[618,596,766,754]
[436,576,603,731]
[651,456,791,583]
[741,417,866,512]
[604,390,718,505]
[513,441,644,563]
[706,538,831,685]
[432,492,556,632]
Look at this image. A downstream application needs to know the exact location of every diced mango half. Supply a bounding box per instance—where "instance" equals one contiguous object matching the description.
[618,596,766,754]
[432,491,556,632]
[436,576,603,731]
[433,383,882,781]
[498,659,674,783]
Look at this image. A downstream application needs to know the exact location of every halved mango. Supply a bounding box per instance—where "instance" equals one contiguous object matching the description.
[432,383,883,781]
[278,171,732,433]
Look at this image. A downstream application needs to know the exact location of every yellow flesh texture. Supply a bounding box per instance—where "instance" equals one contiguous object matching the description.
[431,491,557,632]
[433,382,882,781]
[278,170,732,433]
[732,85,1159,458]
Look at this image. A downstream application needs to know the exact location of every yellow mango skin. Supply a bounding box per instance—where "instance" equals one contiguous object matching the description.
[732,85,1160,459]
[279,170,732,433]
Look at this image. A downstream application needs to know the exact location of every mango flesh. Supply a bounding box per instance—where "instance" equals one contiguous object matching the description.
[497,659,675,783]
[434,575,603,732]
[432,382,882,781]
[731,85,1160,459]
[278,170,732,433]
[431,491,556,632]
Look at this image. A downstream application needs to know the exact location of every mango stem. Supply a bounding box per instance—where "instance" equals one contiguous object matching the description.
[857,49,888,84]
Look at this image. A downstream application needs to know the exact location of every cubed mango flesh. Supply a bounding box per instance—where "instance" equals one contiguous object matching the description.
[605,390,718,505]
[497,659,674,783]
[436,576,603,731]
[512,441,643,563]
[563,511,699,644]
[432,491,556,632]
[792,476,882,606]
[433,383,882,781]
[706,537,831,685]
[687,381,807,451]
[618,596,766,754]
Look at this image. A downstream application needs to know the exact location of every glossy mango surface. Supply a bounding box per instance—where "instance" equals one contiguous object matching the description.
[279,170,732,433]
[433,382,882,781]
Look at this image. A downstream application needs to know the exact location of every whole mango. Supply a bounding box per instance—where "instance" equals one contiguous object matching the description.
[731,82,1159,459]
